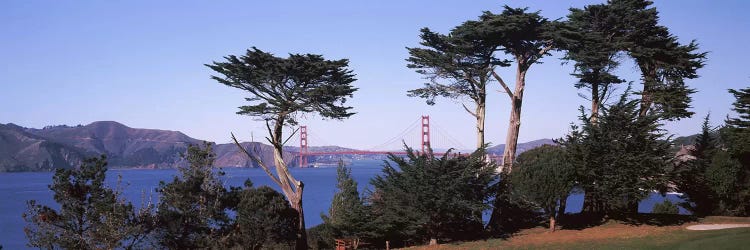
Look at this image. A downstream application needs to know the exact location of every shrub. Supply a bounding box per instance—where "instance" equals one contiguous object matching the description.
[652,200,679,214]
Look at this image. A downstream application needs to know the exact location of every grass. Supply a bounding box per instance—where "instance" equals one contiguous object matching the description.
[408,216,750,250]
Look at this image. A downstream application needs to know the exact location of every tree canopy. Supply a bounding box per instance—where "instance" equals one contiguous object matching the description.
[207,47,357,126]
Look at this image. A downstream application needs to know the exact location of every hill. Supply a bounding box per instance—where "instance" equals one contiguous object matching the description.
[1,121,299,172]
[486,138,556,155]
[0,123,87,172]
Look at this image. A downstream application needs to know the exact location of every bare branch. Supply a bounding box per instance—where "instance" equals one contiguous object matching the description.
[230,132,282,187]
[282,127,300,146]
[538,41,554,57]
[265,120,275,143]
[491,70,514,99]
[461,103,478,118]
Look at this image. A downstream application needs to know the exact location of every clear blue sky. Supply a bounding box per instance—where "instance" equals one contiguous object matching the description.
[2,1,748,150]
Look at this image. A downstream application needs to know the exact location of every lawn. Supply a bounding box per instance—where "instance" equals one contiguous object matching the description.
[409,216,750,250]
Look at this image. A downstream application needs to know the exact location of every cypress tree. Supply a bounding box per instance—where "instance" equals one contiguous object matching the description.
[561,90,671,214]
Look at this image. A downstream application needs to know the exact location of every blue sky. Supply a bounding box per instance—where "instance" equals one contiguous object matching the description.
[2,1,748,150]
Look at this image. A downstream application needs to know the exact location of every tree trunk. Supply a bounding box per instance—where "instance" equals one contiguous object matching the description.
[591,83,600,124]
[476,102,486,149]
[291,184,308,250]
[270,117,308,250]
[549,215,556,232]
[638,61,657,118]
[501,65,527,172]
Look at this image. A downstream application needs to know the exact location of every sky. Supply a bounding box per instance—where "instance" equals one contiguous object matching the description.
[2,0,749,150]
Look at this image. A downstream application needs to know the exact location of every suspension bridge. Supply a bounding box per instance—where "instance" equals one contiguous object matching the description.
[295,115,488,167]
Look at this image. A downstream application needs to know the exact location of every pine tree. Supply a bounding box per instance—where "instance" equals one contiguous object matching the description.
[674,114,718,216]
[556,2,626,123]
[560,90,671,214]
[321,160,370,247]
[369,148,497,247]
[511,145,575,232]
[230,184,298,249]
[719,87,750,215]
[23,156,150,249]
[155,142,231,249]
[406,18,508,149]
[610,0,706,120]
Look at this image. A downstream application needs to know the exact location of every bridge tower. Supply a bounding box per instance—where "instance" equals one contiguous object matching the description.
[421,115,430,154]
[300,125,309,167]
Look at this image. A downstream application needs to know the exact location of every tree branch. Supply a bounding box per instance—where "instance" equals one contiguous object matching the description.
[461,103,478,118]
[538,41,554,57]
[282,127,300,146]
[492,70,514,99]
[231,133,283,187]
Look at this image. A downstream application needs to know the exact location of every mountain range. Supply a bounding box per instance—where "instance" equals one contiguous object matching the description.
[1,121,560,172]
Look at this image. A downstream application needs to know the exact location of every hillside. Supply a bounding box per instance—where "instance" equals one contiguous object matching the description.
[486,138,556,155]
[0,123,87,172]
[0,122,296,172]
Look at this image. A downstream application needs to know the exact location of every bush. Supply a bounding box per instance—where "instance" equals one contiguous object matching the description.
[368,147,497,247]
[652,200,679,214]
[229,185,298,249]
[511,145,575,232]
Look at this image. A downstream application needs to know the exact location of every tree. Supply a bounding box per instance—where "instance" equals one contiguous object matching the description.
[611,0,706,120]
[652,200,679,214]
[674,114,719,216]
[716,87,750,215]
[155,142,231,249]
[207,47,358,249]
[560,90,671,214]
[230,183,299,249]
[321,160,370,246]
[23,156,150,249]
[511,145,575,232]
[472,6,556,172]
[369,148,497,247]
[726,87,750,163]
[556,3,627,123]
[406,21,509,149]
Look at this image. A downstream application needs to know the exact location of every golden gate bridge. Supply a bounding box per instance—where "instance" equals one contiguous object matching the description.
[296,115,487,167]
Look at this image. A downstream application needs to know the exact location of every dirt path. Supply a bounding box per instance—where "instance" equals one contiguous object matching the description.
[686,224,750,230]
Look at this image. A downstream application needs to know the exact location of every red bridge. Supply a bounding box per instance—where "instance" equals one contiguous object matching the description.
[298,116,463,167]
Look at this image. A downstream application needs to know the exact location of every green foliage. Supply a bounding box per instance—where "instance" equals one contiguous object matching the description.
[155,142,232,249]
[560,90,671,214]
[555,1,626,117]
[206,47,357,125]
[322,161,370,241]
[406,17,506,105]
[705,150,747,216]
[23,156,150,249]
[674,114,719,216]
[652,200,679,214]
[610,0,706,120]
[229,185,298,249]
[511,145,575,223]
[307,223,335,250]
[368,148,497,246]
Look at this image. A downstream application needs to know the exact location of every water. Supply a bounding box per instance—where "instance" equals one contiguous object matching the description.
[0,160,685,249]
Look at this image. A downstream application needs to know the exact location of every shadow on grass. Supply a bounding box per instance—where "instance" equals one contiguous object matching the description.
[616,213,698,226]
[559,212,699,230]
